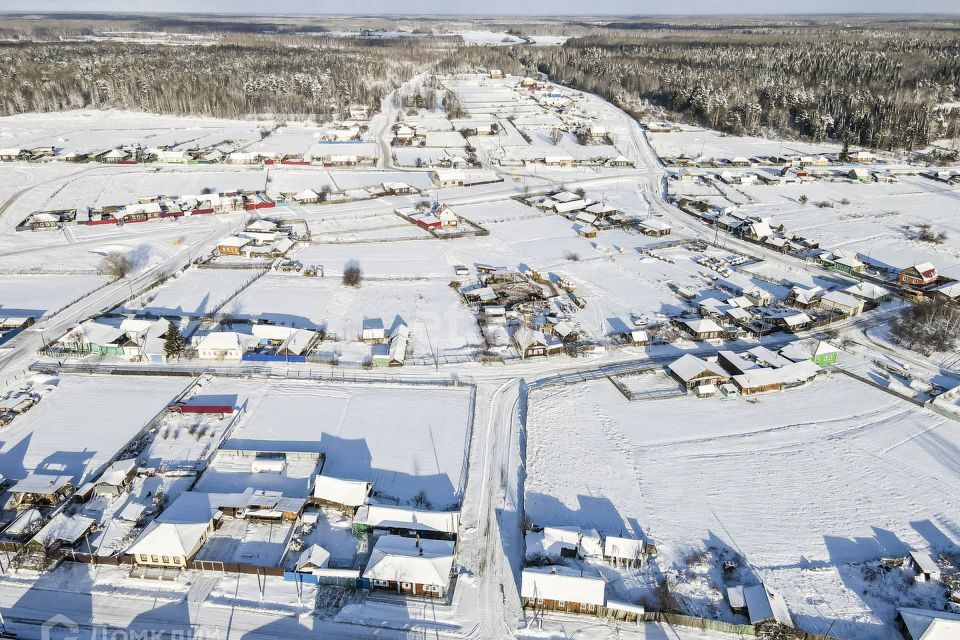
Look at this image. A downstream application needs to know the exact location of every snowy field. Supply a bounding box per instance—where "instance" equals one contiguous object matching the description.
[0,374,188,485]
[735,176,960,278]
[225,273,481,354]
[200,379,474,508]
[525,374,960,638]
[42,166,269,210]
[0,110,266,156]
[120,267,261,317]
[0,273,107,317]
[649,128,840,160]
[292,239,451,278]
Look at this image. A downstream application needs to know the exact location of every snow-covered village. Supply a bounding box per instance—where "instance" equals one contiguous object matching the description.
[0,6,958,640]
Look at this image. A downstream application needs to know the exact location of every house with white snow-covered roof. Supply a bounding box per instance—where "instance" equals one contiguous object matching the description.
[362,534,455,597]
[521,565,606,615]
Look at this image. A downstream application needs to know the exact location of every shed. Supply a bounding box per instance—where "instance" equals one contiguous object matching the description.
[296,544,331,573]
[909,551,941,583]
[313,475,372,514]
[743,583,793,627]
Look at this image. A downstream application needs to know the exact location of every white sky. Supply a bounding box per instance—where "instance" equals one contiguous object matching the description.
[0,1,955,15]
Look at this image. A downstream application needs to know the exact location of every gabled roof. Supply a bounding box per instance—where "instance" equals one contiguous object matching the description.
[603,535,645,560]
[313,475,371,508]
[11,473,73,495]
[520,566,605,605]
[514,324,547,351]
[126,521,209,559]
[899,608,960,639]
[196,332,257,352]
[297,544,331,571]
[682,318,724,334]
[668,354,727,382]
[821,290,861,309]
[744,583,792,627]
[354,504,459,534]
[95,458,136,487]
[362,535,454,588]
[31,513,95,548]
[909,550,940,575]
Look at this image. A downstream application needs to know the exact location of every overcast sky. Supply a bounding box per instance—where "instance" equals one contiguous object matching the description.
[1,1,956,15]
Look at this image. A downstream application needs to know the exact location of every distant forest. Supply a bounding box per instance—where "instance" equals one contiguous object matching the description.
[0,39,426,119]
[1,16,959,150]
[492,27,960,150]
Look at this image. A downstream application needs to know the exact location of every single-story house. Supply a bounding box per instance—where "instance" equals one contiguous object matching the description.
[844,282,894,307]
[514,324,548,359]
[639,218,672,237]
[819,290,864,316]
[732,360,820,395]
[520,566,606,615]
[681,318,725,340]
[433,169,466,188]
[195,332,257,360]
[667,354,730,390]
[218,236,253,255]
[899,263,938,288]
[363,535,455,598]
[126,491,223,568]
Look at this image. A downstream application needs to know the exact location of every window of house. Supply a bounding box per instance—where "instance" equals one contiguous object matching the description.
[580,602,589,612]
[424,584,439,593]
[161,556,170,563]
[557,601,566,609]
[139,554,148,562]
[536,598,544,606]
[151,555,159,562]
[171,556,180,564]
[401,582,412,589]
[373,579,389,587]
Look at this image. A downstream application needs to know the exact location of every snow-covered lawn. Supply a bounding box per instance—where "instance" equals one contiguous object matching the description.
[649,128,840,160]
[735,176,960,278]
[0,273,108,317]
[201,379,474,508]
[525,374,960,638]
[120,267,260,317]
[0,374,188,485]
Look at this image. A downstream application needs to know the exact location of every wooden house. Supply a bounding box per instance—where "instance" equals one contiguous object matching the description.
[819,290,864,316]
[667,354,730,390]
[362,535,455,598]
[514,324,548,358]
[899,263,938,288]
[217,236,253,255]
[521,566,605,615]
[681,318,725,340]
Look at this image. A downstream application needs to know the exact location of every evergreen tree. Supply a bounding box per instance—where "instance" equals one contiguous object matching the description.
[163,324,186,361]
